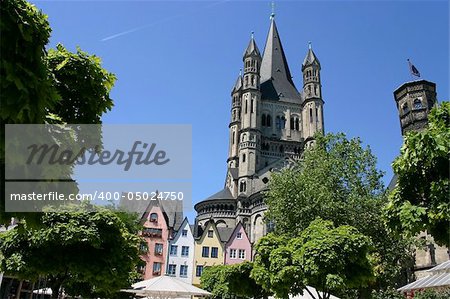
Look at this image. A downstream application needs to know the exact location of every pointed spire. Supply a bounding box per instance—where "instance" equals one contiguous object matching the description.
[302,42,320,68]
[243,32,260,57]
[270,1,276,20]
[260,18,295,86]
[232,69,243,92]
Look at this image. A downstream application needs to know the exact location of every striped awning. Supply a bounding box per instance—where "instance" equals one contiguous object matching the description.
[427,260,450,273]
[398,273,450,291]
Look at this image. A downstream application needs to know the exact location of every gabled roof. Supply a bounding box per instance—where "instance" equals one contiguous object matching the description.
[217,227,234,243]
[171,217,193,240]
[225,222,250,244]
[243,36,261,57]
[260,19,301,102]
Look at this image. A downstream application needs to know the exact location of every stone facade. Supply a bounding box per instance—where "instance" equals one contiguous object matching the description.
[194,16,324,244]
[392,79,449,278]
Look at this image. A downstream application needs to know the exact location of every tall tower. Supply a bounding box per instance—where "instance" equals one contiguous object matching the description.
[238,34,262,195]
[301,43,324,148]
[228,71,242,169]
[393,79,437,135]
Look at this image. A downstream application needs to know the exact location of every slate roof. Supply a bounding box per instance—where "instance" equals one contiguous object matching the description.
[244,36,261,57]
[217,227,234,243]
[232,75,243,93]
[205,188,234,201]
[302,47,320,67]
[260,19,301,103]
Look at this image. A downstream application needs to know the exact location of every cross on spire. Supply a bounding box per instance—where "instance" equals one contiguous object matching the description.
[270,1,276,19]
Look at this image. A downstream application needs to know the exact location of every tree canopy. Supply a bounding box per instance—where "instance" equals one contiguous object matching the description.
[251,219,374,299]
[385,102,450,247]
[201,261,269,299]
[264,133,413,291]
[0,204,141,298]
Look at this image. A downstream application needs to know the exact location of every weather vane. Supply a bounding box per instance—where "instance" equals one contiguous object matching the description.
[270,1,276,19]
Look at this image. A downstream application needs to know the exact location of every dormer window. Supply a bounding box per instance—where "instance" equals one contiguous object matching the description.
[150,213,158,222]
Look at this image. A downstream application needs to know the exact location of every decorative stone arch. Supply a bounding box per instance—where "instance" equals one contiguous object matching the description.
[252,214,265,244]
[216,220,227,228]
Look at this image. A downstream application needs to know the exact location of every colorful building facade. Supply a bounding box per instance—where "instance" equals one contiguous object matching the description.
[224,222,252,265]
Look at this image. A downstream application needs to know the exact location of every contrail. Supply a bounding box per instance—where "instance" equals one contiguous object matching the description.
[101,0,230,42]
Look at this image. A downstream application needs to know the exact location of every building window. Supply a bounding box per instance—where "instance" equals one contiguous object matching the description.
[262,114,266,126]
[137,264,146,274]
[230,249,237,259]
[295,118,300,131]
[237,232,242,239]
[267,115,272,127]
[182,229,188,237]
[142,228,163,237]
[211,247,219,258]
[281,116,286,129]
[202,246,209,257]
[414,98,423,109]
[238,249,246,260]
[232,132,235,145]
[402,103,409,114]
[276,116,281,129]
[242,154,246,163]
[316,107,319,122]
[245,100,248,114]
[170,245,178,256]
[180,265,188,277]
[168,264,176,276]
[139,242,148,253]
[251,99,254,113]
[290,117,294,129]
[153,262,161,275]
[196,265,204,277]
[310,108,313,123]
[150,213,158,222]
[155,243,163,255]
[181,246,189,257]
[208,230,214,238]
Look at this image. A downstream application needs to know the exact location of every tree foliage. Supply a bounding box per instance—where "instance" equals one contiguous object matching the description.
[385,102,450,247]
[264,133,413,290]
[0,0,115,223]
[0,203,141,298]
[251,219,374,299]
[201,261,269,299]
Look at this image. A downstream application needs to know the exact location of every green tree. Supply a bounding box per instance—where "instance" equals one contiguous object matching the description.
[201,262,269,299]
[0,203,141,299]
[264,133,413,291]
[0,0,115,223]
[251,219,374,299]
[385,102,450,247]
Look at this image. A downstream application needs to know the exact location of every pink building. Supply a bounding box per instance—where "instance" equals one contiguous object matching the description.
[139,202,170,279]
[224,222,252,265]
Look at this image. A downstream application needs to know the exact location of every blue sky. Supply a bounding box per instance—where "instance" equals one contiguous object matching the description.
[33,0,449,222]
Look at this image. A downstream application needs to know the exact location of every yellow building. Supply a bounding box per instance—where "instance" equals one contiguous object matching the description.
[192,221,229,286]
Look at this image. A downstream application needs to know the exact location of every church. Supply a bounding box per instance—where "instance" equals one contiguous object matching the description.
[194,14,324,244]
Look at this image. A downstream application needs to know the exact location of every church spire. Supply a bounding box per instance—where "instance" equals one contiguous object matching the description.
[302,42,320,70]
[243,32,260,58]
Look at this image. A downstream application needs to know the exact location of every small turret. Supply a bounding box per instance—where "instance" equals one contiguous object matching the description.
[301,42,324,148]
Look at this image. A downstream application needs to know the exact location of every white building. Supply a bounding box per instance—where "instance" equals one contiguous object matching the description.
[166,218,195,284]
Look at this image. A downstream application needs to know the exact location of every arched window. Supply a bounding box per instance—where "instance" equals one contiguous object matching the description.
[261,114,266,126]
[150,213,158,222]
[281,116,286,129]
[245,100,248,114]
[414,98,423,109]
[267,115,272,127]
[251,99,254,113]
[242,154,246,163]
[290,117,295,129]
[232,132,235,145]
[402,103,409,114]
[316,107,319,122]
[295,118,300,131]
[309,108,313,123]
[276,116,281,129]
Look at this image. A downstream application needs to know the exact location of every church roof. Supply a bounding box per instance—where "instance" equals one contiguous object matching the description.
[244,36,261,57]
[260,18,301,103]
[232,75,243,93]
[302,47,320,68]
[205,188,234,201]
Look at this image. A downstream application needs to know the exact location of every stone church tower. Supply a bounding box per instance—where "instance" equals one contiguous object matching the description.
[391,79,449,279]
[195,15,325,244]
